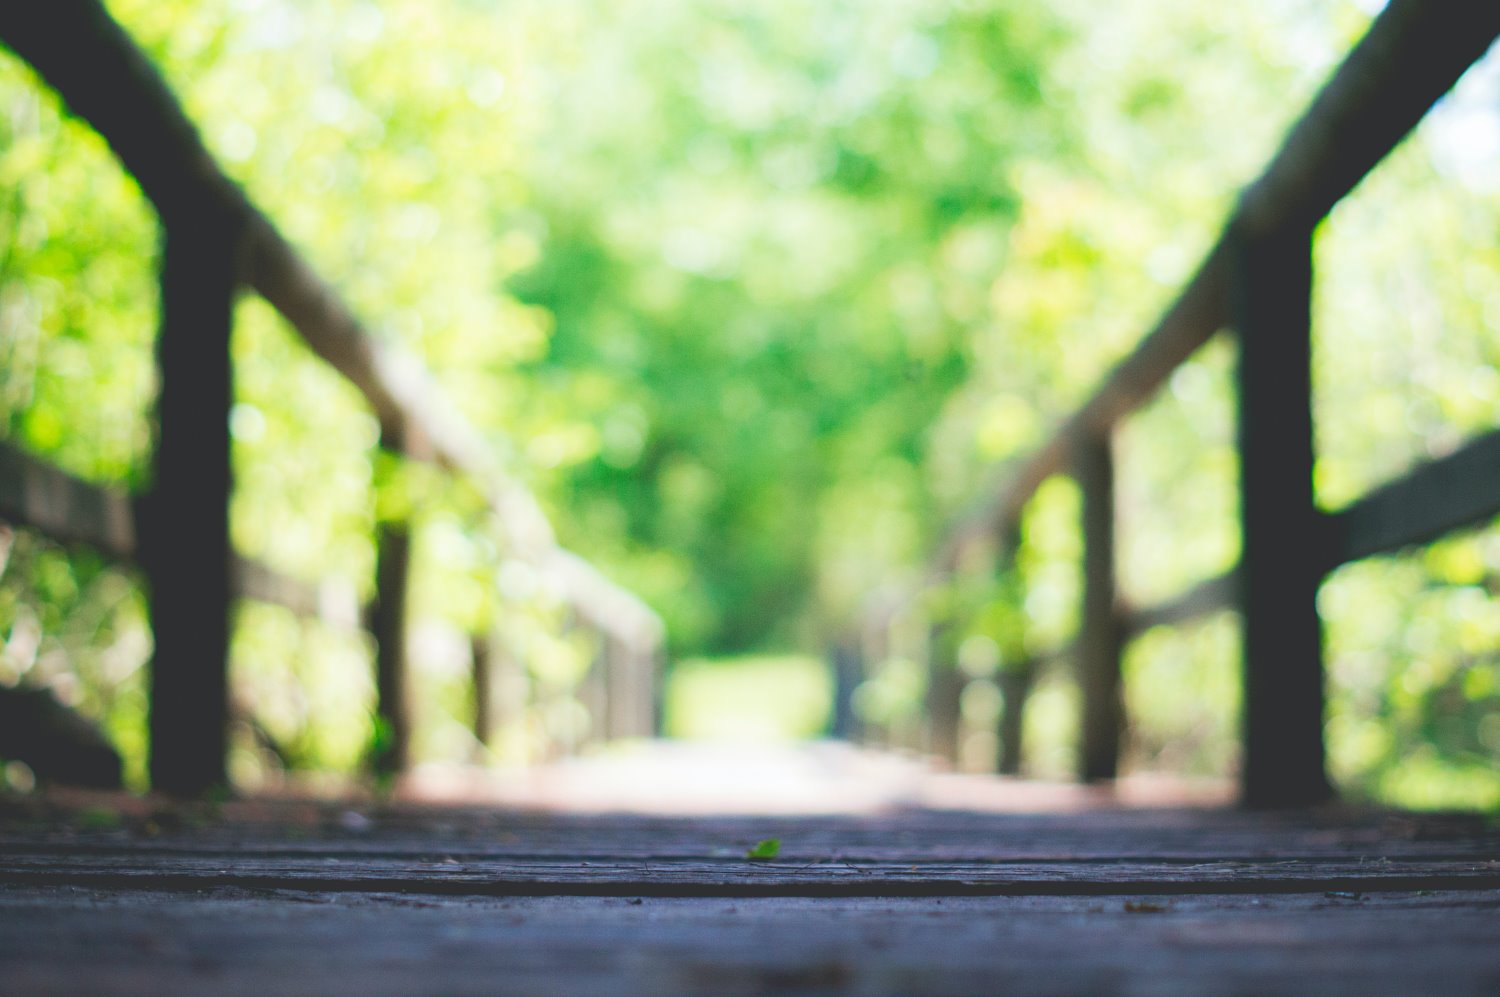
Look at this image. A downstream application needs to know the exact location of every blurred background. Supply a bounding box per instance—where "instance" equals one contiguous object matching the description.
[1,0,1497,807]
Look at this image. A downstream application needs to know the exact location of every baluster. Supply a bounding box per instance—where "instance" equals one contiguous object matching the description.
[144,214,242,796]
[926,619,962,765]
[828,639,861,742]
[1077,430,1123,782]
[471,632,492,750]
[1232,222,1331,807]
[370,502,413,778]
[992,522,1028,776]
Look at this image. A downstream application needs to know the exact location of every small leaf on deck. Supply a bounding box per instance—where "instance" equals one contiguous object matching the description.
[746,838,781,861]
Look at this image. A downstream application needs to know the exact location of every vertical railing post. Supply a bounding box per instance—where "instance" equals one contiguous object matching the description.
[828,639,861,741]
[471,632,492,749]
[1076,430,1123,782]
[858,613,887,748]
[144,212,243,796]
[1232,221,1331,807]
[926,619,962,765]
[578,626,608,748]
[370,472,413,778]
[650,641,667,738]
[598,635,620,742]
[611,635,656,741]
[993,522,1027,776]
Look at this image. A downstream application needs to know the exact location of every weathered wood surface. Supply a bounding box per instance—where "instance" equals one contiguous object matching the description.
[3,888,1498,997]
[1,799,1497,994]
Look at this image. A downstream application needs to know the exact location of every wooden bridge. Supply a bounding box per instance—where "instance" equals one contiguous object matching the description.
[2,0,1500,992]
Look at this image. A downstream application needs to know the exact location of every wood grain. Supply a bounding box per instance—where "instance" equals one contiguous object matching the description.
[1,804,1497,995]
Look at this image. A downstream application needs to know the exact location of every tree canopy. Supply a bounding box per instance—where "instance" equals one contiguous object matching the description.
[1,0,1498,807]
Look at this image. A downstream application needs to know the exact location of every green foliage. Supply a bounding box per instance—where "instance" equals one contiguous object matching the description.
[0,0,1496,809]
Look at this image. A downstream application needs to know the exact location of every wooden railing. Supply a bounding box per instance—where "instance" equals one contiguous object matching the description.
[0,0,663,796]
[856,0,1500,806]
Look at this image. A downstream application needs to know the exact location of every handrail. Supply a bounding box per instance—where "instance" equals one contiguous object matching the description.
[0,440,136,559]
[1327,428,1500,569]
[933,0,1500,578]
[870,0,1500,805]
[0,1,650,623]
[0,440,364,628]
[0,0,663,792]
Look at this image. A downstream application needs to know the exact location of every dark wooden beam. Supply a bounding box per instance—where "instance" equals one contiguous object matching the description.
[1328,430,1500,569]
[0,684,123,788]
[232,556,362,629]
[925,622,962,766]
[1232,223,1330,809]
[0,442,136,559]
[369,516,413,778]
[142,214,242,797]
[1237,0,1500,238]
[987,524,1030,776]
[1121,570,1238,639]
[0,443,365,631]
[471,634,493,750]
[1076,432,1123,782]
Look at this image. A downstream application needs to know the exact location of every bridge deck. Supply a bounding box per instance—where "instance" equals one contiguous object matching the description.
[1,751,1497,994]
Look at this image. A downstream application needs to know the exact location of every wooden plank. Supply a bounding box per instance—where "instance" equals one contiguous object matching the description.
[1,889,1498,997]
[1328,429,1500,568]
[5,804,1496,862]
[827,641,861,741]
[140,216,241,797]
[1121,570,1237,637]
[0,0,245,231]
[1232,224,1330,808]
[0,441,136,559]
[1,846,1496,897]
